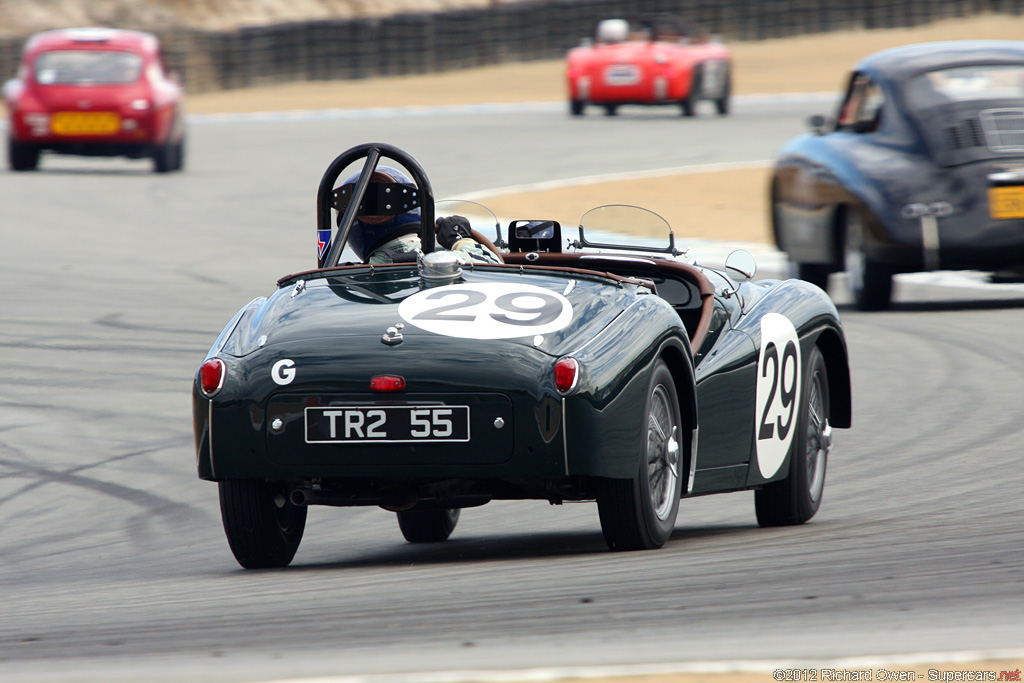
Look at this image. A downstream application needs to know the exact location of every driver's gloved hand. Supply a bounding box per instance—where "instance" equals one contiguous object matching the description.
[435,215,473,249]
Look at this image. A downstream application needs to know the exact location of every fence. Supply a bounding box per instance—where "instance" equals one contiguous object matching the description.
[2,0,1024,93]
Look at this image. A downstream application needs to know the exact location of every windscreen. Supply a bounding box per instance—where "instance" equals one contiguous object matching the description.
[34,50,143,85]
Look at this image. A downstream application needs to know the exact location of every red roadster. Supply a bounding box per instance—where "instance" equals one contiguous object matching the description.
[566,16,732,117]
[3,28,185,172]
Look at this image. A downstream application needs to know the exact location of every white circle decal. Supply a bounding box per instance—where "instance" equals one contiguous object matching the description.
[398,283,573,340]
[272,359,296,385]
[754,313,802,479]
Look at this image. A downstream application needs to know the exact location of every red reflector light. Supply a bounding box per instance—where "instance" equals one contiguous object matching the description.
[370,375,406,392]
[199,358,225,397]
[554,357,579,394]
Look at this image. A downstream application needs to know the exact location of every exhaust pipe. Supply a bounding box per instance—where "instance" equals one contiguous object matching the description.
[287,486,419,509]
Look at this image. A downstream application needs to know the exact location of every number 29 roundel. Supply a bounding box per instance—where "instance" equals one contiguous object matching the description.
[754,313,802,479]
[398,283,574,340]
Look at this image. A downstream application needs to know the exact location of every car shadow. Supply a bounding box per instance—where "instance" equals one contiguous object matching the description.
[16,167,157,176]
[571,111,718,121]
[264,523,759,573]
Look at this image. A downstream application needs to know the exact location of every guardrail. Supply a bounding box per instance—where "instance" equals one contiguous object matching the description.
[2,0,1022,93]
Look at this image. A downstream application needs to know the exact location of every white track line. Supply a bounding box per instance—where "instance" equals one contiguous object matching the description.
[182,91,837,125]
[455,160,773,200]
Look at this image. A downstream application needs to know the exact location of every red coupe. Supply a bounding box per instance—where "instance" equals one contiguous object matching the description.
[566,16,732,117]
[3,28,185,172]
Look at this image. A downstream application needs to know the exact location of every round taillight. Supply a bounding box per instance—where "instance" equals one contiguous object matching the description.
[554,357,579,394]
[199,358,225,397]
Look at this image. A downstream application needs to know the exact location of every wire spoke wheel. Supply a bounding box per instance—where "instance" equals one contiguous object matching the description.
[647,385,680,521]
[805,370,831,504]
[597,359,683,551]
[755,346,831,527]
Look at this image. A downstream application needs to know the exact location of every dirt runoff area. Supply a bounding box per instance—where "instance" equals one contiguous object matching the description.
[181,14,1024,245]
[566,662,1024,683]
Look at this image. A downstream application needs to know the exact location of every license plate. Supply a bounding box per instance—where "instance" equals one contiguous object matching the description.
[51,111,120,136]
[604,64,640,86]
[305,405,470,444]
[989,185,1024,219]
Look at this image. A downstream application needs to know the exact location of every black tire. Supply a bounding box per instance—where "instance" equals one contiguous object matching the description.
[397,508,460,543]
[789,260,831,292]
[597,359,683,551]
[843,208,893,311]
[172,137,185,171]
[570,99,584,116]
[153,140,176,173]
[603,104,618,116]
[219,480,306,568]
[681,66,702,117]
[715,72,731,116]
[8,138,40,171]
[755,346,831,527]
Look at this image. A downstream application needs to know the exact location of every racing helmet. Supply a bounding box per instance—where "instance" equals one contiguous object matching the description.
[338,166,422,262]
[597,19,628,44]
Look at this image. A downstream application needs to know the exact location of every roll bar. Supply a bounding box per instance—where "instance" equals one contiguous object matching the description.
[317,142,436,268]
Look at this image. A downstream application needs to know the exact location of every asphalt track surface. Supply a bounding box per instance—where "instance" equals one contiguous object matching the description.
[1,96,1023,682]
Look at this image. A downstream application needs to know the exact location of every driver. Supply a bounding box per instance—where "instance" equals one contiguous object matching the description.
[342,167,502,265]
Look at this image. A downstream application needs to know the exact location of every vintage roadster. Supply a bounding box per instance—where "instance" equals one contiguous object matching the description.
[193,143,851,568]
[565,15,731,117]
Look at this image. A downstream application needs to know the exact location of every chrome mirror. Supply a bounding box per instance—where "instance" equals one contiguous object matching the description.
[725,249,756,282]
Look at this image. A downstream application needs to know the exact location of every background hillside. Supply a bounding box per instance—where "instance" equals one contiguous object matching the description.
[0,0,496,36]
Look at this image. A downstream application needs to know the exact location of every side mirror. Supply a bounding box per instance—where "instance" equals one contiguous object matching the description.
[725,250,756,282]
[807,114,831,136]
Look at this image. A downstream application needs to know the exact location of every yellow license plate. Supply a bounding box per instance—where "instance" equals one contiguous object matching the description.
[989,185,1024,219]
[51,112,121,136]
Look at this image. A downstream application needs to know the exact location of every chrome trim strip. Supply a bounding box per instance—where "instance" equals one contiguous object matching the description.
[921,215,941,272]
[687,426,698,494]
[208,399,216,480]
[562,397,569,476]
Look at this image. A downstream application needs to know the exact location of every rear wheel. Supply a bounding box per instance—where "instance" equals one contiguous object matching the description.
[844,209,893,310]
[153,140,176,173]
[570,99,585,116]
[397,508,460,543]
[597,359,682,551]
[153,134,185,173]
[219,480,306,568]
[172,137,185,171]
[603,104,618,116]
[681,67,702,117]
[715,72,731,116]
[755,346,831,527]
[8,138,40,171]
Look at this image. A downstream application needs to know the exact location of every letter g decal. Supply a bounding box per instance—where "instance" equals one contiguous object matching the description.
[272,359,296,385]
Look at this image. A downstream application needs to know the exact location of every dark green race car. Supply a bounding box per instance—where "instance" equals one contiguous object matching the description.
[192,143,852,568]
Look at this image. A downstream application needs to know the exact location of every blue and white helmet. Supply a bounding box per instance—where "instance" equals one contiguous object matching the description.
[340,166,422,262]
